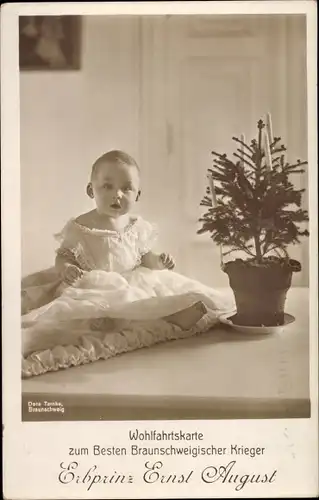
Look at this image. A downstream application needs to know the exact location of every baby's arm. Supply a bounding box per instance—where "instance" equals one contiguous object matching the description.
[141,251,175,270]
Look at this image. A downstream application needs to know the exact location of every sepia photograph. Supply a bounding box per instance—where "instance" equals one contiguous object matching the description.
[20,13,311,422]
[2,2,318,499]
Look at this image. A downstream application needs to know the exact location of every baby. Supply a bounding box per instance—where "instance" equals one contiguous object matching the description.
[54,150,208,331]
[22,150,233,356]
[58,151,175,283]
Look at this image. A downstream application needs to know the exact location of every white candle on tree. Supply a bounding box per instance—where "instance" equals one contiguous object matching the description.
[240,134,245,166]
[263,129,273,171]
[266,112,274,145]
[207,174,223,265]
[208,174,217,207]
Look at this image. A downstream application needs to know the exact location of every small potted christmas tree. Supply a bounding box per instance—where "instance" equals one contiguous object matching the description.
[198,115,309,327]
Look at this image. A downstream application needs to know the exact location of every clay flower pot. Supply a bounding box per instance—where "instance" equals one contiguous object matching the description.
[223,258,301,326]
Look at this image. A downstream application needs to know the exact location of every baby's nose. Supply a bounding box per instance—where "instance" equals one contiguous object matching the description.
[114,189,123,199]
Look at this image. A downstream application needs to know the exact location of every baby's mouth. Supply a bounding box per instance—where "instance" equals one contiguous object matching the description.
[110,202,121,209]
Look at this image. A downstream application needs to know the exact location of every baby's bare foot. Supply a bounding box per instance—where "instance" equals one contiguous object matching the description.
[164,301,207,330]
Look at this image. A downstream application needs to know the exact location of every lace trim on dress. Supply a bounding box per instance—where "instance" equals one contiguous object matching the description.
[71,216,141,236]
[55,216,158,268]
[56,247,78,263]
[55,216,158,246]
[56,243,91,271]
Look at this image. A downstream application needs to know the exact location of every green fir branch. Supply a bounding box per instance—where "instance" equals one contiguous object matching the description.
[198,118,309,261]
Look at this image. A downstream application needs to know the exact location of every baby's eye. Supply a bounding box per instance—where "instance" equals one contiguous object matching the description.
[123,186,133,192]
[104,183,113,189]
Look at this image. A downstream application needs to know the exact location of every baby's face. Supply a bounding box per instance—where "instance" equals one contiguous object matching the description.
[90,161,140,217]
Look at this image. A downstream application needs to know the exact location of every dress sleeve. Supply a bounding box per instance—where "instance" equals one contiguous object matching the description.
[54,220,81,264]
[137,218,159,256]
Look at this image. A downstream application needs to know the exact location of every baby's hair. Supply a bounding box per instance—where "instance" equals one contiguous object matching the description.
[90,150,140,180]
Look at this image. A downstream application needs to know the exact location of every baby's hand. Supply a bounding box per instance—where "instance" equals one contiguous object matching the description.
[62,263,84,285]
[159,252,175,270]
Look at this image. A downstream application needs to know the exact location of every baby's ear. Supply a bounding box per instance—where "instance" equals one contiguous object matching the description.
[136,190,141,202]
[86,183,94,199]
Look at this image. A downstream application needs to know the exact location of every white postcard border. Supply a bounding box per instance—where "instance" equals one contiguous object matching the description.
[1,2,318,499]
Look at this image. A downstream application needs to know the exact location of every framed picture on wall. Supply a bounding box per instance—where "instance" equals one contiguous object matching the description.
[19,15,82,71]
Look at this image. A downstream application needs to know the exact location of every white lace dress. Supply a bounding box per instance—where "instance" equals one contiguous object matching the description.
[21,216,234,377]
